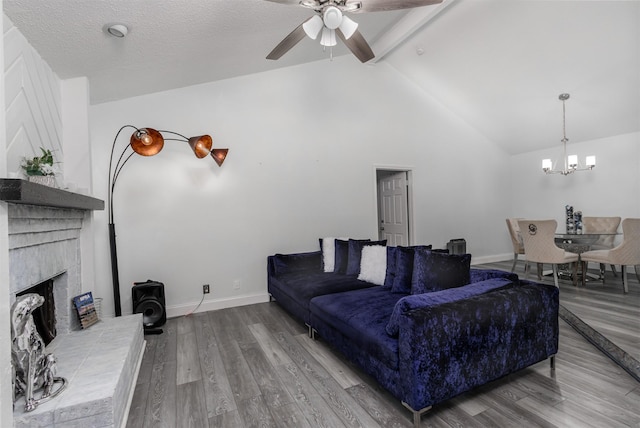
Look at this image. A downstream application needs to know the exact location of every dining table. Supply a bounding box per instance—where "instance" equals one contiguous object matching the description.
[554,232,620,283]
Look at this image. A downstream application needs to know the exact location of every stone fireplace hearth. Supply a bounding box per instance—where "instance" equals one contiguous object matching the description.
[1,179,144,427]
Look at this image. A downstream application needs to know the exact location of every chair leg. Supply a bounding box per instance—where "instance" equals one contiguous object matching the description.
[511,253,518,273]
[552,264,559,288]
[524,262,530,280]
[537,263,543,280]
[635,265,640,283]
[621,265,629,294]
[611,264,618,277]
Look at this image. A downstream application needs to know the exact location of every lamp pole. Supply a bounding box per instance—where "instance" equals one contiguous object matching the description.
[107,125,228,317]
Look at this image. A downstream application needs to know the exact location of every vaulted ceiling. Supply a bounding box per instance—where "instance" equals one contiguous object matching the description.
[4,0,639,155]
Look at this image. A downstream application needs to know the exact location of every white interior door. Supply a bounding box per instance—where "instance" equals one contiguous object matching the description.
[377,171,410,246]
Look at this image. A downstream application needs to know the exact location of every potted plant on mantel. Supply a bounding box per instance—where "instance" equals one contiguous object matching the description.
[21,147,58,187]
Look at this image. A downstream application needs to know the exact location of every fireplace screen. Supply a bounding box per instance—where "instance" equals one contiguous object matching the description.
[17,279,56,346]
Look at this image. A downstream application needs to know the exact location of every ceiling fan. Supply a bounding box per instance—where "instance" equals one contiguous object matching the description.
[265,0,443,63]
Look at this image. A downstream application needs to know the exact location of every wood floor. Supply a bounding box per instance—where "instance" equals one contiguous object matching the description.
[126,297,640,427]
[481,259,640,362]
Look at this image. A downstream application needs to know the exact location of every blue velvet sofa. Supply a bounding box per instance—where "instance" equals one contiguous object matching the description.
[267,243,559,426]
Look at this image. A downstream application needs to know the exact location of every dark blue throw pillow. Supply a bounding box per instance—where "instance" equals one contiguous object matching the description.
[383,247,399,289]
[390,245,432,294]
[346,239,387,276]
[411,249,471,294]
[333,239,350,274]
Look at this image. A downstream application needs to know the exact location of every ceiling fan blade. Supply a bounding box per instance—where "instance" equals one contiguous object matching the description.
[351,0,443,13]
[266,21,309,60]
[262,0,302,5]
[337,29,375,63]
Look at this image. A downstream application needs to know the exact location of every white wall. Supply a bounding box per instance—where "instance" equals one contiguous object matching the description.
[510,132,640,230]
[89,57,512,318]
[0,5,11,427]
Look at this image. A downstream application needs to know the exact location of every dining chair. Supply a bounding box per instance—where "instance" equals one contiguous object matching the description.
[583,216,621,278]
[505,218,525,272]
[518,219,580,287]
[580,218,640,293]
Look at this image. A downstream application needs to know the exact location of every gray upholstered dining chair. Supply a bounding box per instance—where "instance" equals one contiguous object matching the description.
[583,216,621,278]
[580,218,640,293]
[505,218,525,273]
[518,219,580,287]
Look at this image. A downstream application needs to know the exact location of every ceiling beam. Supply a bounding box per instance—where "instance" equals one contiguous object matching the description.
[370,0,458,63]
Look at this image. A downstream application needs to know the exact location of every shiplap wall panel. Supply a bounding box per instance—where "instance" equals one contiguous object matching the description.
[3,15,62,177]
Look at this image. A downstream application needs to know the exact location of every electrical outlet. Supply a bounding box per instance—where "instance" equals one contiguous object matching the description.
[233,279,241,290]
[202,284,210,294]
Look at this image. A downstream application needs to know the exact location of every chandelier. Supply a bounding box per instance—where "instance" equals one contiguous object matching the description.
[542,93,596,175]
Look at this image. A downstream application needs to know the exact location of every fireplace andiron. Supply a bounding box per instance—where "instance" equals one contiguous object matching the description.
[11,293,67,412]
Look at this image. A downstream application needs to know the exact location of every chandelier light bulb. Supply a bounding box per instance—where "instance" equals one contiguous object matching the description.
[541,93,596,176]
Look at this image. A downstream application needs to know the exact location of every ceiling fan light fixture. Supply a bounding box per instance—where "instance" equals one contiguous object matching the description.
[339,15,358,40]
[320,27,337,47]
[303,15,324,39]
[323,6,343,30]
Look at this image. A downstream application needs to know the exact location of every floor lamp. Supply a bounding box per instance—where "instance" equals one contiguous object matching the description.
[108,125,228,317]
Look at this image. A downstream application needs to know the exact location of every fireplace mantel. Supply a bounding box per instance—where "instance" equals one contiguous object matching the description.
[0,178,104,211]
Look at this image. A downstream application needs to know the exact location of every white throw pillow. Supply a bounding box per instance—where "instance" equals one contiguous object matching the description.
[322,237,347,272]
[358,245,387,285]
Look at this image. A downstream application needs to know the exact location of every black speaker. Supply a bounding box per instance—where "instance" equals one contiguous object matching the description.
[132,280,166,333]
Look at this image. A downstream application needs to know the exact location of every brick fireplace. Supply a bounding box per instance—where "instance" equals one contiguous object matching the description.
[8,203,85,333]
[1,179,144,428]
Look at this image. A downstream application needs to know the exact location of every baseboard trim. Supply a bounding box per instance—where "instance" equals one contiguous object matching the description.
[166,293,270,319]
[471,253,512,265]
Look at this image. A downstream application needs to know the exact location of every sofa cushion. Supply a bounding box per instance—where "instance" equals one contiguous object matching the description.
[411,250,471,294]
[269,271,374,322]
[358,245,388,285]
[390,245,432,294]
[310,287,405,370]
[385,277,516,336]
[346,239,387,275]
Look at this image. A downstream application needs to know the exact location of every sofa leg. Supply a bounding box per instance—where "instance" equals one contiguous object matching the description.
[402,401,431,427]
[268,294,274,302]
[550,355,556,370]
[305,324,317,340]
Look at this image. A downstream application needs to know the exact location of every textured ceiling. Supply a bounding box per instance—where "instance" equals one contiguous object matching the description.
[3,0,408,104]
[4,0,639,155]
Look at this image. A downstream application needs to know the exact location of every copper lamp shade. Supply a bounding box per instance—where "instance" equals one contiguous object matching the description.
[188,135,213,158]
[211,148,228,167]
[130,128,164,156]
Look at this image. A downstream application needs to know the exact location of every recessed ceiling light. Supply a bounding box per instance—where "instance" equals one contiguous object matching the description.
[107,24,128,38]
